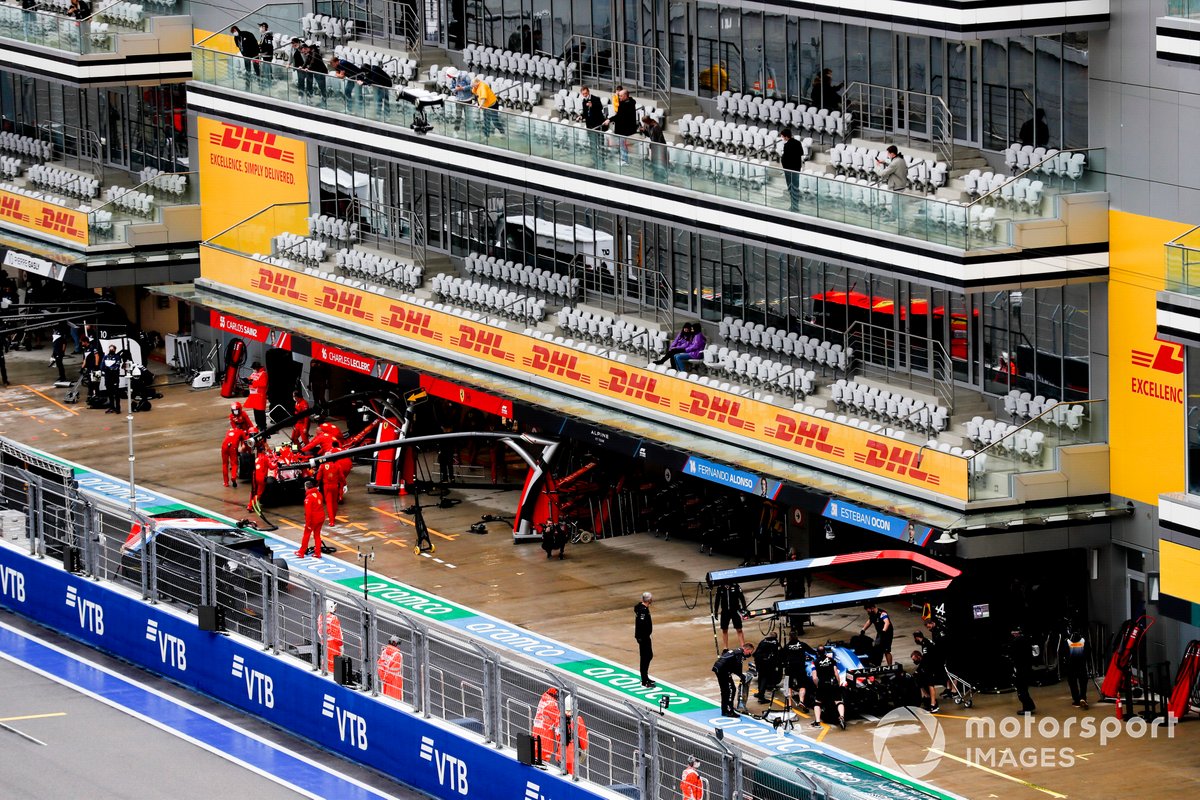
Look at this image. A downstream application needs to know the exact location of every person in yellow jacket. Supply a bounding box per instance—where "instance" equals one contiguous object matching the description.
[472,77,504,138]
[377,635,404,699]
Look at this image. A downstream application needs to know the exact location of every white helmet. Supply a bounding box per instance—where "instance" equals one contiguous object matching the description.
[325,600,337,614]
[563,695,574,716]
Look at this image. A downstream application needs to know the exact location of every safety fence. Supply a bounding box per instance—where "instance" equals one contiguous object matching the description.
[0,438,754,800]
[0,435,957,800]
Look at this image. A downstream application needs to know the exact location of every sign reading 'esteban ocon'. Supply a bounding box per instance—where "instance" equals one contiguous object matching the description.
[822,499,933,547]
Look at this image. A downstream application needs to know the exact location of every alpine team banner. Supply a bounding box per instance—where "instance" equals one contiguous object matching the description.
[822,499,934,546]
[199,247,971,502]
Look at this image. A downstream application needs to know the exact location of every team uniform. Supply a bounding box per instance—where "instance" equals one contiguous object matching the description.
[377,641,404,698]
[297,484,325,558]
[220,426,248,487]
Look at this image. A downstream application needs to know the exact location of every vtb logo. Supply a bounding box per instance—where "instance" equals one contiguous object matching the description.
[145,619,187,672]
[232,655,274,708]
[419,736,469,795]
[524,345,588,383]
[451,324,513,362]
[322,694,368,751]
[855,440,941,486]
[383,305,442,340]
[767,414,844,457]
[65,586,104,635]
[210,124,295,163]
[1131,338,1183,375]
[601,367,668,406]
[680,390,754,431]
[251,268,308,302]
[318,287,374,321]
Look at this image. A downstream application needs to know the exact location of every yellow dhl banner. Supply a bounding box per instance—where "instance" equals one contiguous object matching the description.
[202,247,970,500]
[0,189,88,246]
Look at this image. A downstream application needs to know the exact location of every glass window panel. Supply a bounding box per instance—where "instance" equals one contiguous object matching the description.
[1062,32,1088,148]
[1188,348,1200,496]
[846,25,868,87]
[869,28,892,89]
[763,14,787,99]
[821,22,846,95]
[982,39,1009,149]
[696,3,719,97]
[1034,35,1063,149]
[1009,37,1035,146]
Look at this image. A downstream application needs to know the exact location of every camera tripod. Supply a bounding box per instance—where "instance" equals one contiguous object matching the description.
[757,675,798,731]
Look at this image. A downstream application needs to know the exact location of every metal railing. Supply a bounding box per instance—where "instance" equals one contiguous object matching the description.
[86,169,199,246]
[842,82,955,169]
[317,0,421,59]
[37,121,103,176]
[564,34,671,115]
[572,256,672,327]
[845,320,956,413]
[0,434,856,800]
[1165,225,1200,295]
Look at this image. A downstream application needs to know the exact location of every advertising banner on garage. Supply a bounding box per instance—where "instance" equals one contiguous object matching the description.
[200,246,971,501]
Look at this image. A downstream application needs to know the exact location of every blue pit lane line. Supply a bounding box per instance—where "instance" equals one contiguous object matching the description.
[0,620,407,800]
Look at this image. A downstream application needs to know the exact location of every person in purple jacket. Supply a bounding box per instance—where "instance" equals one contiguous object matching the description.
[662,323,706,373]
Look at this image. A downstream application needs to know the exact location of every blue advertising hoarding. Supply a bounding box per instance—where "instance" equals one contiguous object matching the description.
[822,499,933,546]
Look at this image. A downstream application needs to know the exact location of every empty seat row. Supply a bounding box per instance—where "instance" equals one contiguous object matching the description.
[964,419,1043,462]
[334,248,422,291]
[103,185,153,216]
[250,253,293,270]
[138,167,187,195]
[923,201,997,239]
[432,274,547,322]
[462,46,575,85]
[715,93,853,141]
[0,156,21,180]
[664,144,772,190]
[701,345,817,398]
[98,2,144,27]
[963,171,1045,213]
[1001,390,1087,430]
[831,379,948,437]
[464,252,579,300]
[332,45,418,84]
[1,181,69,210]
[676,117,795,162]
[1002,144,1087,183]
[301,13,355,41]
[0,132,50,162]
[28,164,100,199]
[271,233,326,266]
[556,306,669,357]
[88,208,113,233]
[719,317,852,371]
[306,213,359,243]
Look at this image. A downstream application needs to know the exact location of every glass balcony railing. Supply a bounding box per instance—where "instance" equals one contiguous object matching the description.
[1166,226,1200,295]
[0,0,188,55]
[1167,0,1200,18]
[968,399,1106,501]
[86,170,199,246]
[191,43,1108,254]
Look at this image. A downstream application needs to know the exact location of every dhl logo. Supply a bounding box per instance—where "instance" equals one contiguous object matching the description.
[523,345,588,383]
[451,325,513,362]
[1131,339,1183,375]
[210,124,296,163]
[680,390,754,431]
[250,268,308,302]
[854,440,941,486]
[383,306,442,341]
[317,287,374,321]
[38,208,83,237]
[0,195,29,222]
[766,414,845,457]
[599,367,668,407]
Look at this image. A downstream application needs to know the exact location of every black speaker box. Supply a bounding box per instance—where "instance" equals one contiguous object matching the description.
[334,654,354,685]
[197,605,225,632]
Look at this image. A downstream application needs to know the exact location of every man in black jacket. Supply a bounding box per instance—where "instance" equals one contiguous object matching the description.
[634,592,655,688]
[712,582,747,649]
[330,57,363,104]
[298,43,327,99]
[230,26,260,82]
[753,632,782,702]
[357,63,394,116]
[258,22,276,82]
[780,129,805,211]
[1005,627,1036,715]
[603,87,638,164]
[641,116,669,181]
[101,345,122,414]
[580,87,606,167]
[713,643,755,718]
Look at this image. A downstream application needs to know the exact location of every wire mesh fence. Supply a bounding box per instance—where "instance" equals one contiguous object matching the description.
[0,435,861,800]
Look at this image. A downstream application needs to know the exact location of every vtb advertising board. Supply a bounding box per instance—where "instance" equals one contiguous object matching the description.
[197,116,309,242]
[1109,210,1190,505]
[200,245,970,501]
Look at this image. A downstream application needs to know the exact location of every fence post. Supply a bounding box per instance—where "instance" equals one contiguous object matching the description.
[472,642,503,746]
[414,624,431,718]
[626,701,660,800]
